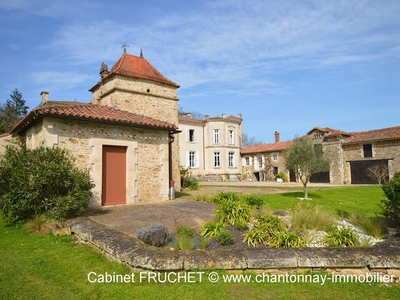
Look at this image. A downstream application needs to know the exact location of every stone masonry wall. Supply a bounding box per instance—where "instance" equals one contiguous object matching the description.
[41,117,172,205]
[343,140,400,182]
[91,76,179,126]
[323,137,345,184]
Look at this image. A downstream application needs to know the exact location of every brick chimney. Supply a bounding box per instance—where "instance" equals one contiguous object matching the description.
[41,91,49,105]
[274,131,280,143]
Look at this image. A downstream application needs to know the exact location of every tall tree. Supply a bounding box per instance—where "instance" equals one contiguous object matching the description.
[0,89,29,134]
[178,107,205,120]
[242,133,263,146]
[284,137,331,199]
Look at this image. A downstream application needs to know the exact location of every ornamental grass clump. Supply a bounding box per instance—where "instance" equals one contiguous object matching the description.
[290,203,334,231]
[243,195,265,209]
[174,225,195,250]
[243,214,285,247]
[321,226,360,247]
[212,191,240,204]
[269,230,305,248]
[348,213,387,239]
[199,221,225,238]
[215,199,251,227]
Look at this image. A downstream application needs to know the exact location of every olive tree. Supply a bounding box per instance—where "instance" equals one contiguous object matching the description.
[284,137,330,199]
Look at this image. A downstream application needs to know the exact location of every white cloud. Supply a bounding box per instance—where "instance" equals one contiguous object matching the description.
[31,71,93,89]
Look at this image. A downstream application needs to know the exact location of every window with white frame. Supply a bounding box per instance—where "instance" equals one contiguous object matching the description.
[189,151,195,168]
[186,151,199,168]
[228,151,235,167]
[229,130,235,144]
[257,156,264,169]
[272,153,278,161]
[245,157,251,166]
[214,151,220,167]
[213,129,220,144]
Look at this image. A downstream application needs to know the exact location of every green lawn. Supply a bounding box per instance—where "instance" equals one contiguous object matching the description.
[256,186,385,217]
[1,186,399,300]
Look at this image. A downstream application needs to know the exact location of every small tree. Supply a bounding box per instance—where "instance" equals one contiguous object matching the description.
[366,162,389,185]
[284,137,330,199]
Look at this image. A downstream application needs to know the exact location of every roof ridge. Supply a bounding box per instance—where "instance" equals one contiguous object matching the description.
[348,125,400,135]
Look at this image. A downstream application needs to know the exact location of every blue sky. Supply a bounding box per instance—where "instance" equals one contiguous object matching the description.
[1,0,399,143]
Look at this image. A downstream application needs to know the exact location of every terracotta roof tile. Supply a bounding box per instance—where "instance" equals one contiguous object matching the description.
[11,101,177,133]
[344,126,400,144]
[241,140,294,154]
[178,116,205,125]
[110,54,180,87]
[307,126,350,136]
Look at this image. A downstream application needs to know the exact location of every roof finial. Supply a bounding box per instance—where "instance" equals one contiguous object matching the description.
[140,49,143,58]
[122,44,129,54]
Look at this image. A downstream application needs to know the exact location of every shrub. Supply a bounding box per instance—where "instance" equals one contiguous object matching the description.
[275,171,287,182]
[181,177,199,190]
[216,229,235,246]
[0,143,93,224]
[136,224,169,247]
[321,227,360,247]
[380,174,400,228]
[200,221,225,238]
[215,199,251,226]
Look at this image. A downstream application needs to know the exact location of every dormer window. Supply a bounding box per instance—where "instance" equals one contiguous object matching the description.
[363,144,372,158]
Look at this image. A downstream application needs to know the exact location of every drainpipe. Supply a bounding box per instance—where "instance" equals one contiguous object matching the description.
[168,130,181,200]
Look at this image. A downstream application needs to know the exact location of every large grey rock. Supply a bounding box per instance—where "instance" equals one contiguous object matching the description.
[136,224,169,247]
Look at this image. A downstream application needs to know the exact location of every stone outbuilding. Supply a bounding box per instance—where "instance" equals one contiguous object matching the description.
[10,52,181,206]
[241,126,400,184]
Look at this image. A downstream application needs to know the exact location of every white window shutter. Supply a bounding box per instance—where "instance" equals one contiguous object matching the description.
[186,129,190,142]
[185,151,189,168]
[195,130,199,142]
[250,157,252,166]
[195,152,200,168]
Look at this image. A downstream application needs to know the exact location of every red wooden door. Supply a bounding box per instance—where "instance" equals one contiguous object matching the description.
[102,145,127,205]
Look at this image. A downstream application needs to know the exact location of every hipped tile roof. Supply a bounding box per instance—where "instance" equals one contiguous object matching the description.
[11,101,177,133]
[110,53,180,87]
[241,140,294,154]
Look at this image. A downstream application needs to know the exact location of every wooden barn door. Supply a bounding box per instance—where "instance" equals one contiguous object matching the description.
[102,145,127,205]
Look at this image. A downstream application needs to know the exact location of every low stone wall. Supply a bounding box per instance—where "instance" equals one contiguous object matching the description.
[66,217,400,277]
